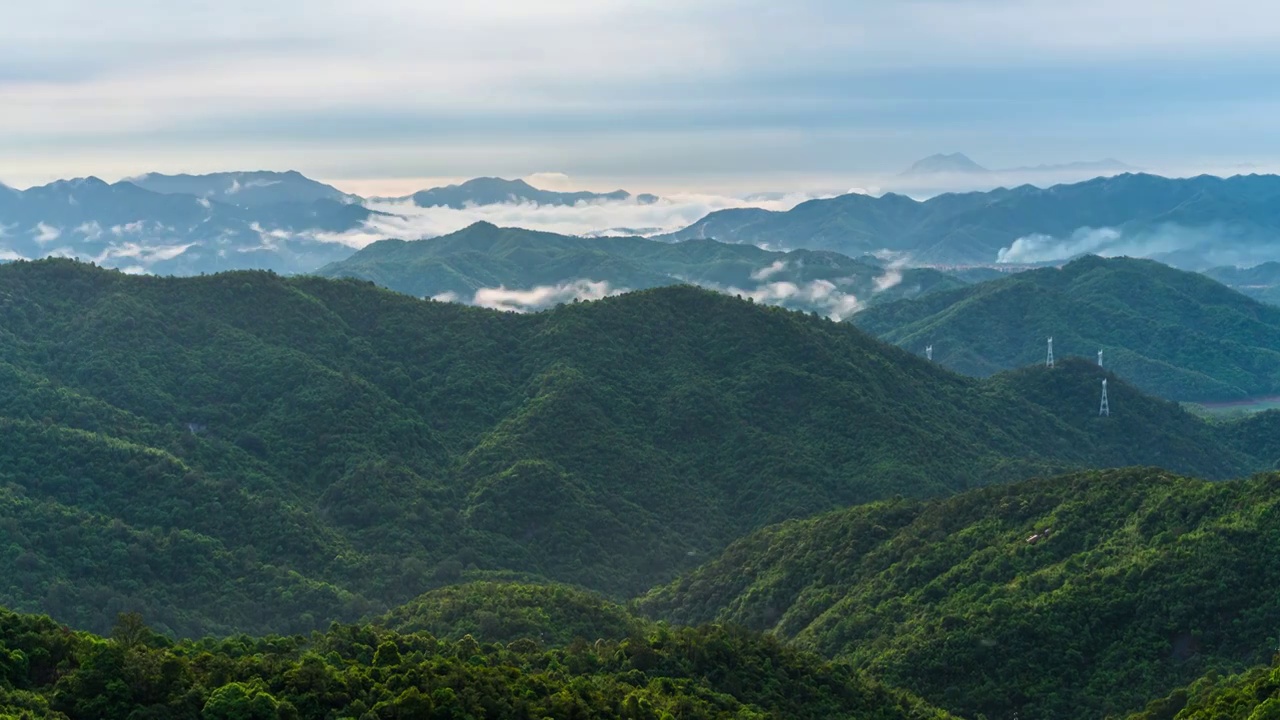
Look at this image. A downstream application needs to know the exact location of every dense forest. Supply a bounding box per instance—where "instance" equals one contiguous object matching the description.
[640,468,1280,719]
[1127,657,1280,720]
[2,259,1267,638]
[854,255,1280,401]
[0,606,957,720]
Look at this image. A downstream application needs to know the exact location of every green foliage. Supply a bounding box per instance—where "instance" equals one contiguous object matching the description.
[0,605,956,720]
[854,255,1280,401]
[375,582,647,646]
[1126,659,1280,720]
[0,259,1265,637]
[641,468,1280,720]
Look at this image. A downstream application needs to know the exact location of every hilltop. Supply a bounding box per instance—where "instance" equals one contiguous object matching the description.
[0,259,1262,636]
[316,221,963,315]
[640,468,1280,720]
[853,255,1280,401]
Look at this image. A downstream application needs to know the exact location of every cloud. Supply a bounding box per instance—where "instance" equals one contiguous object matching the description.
[472,279,624,312]
[751,260,788,280]
[430,291,460,303]
[32,222,61,244]
[720,279,863,320]
[316,188,832,249]
[871,251,911,292]
[0,248,27,261]
[74,221,104,241]
[92,242,197,265]
[522,172,575,191]
[995,223,1280,269]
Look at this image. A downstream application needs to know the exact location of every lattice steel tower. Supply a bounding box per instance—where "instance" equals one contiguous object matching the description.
[1046,337,1054,368]
[926,344,933,361]
[1099,378,1110,416]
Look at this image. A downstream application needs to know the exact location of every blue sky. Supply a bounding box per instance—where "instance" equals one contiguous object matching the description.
[4,0,1280,194]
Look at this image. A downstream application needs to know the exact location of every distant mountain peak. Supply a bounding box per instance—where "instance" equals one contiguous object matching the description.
[902,153,990,176]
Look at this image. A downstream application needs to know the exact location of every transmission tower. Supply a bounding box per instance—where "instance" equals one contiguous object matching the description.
[1098,349,1104,367]
[926,344,933,361]
[1046,337,1054,368]
[1099,378,1110,416]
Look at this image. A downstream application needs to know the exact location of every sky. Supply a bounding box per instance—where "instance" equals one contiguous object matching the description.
[5,0,1280,195]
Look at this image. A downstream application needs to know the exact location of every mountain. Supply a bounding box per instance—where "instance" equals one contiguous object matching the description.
[665,173,1280,267]
[0,606,957,720]
[852,255,1280,401]
[640,467,1280,720]
[404,177,659,208]
[901,152,990,175]
[0,177,376,274]
[315,221,965,316]
[128,170,358,207]
[1204,261,1280,305]
[0,259,1262,637]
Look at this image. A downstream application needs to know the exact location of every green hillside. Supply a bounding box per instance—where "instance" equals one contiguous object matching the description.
[853,255,1280,401]
[375,582,647,646]
[315,221,963,315]
[1128,659,1280,720]
[0,259,1262,637]
[1204,262,1280,306]
[0,607,957,720]
[640,468,1280,720]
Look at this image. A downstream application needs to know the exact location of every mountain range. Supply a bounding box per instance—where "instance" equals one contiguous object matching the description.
[0,258,1266,639]
[665,172,1280,268]
[901,152,1136,176]
[639,466,1280,719]
[1203,261,1280,305]
[315,221,964,316]
[853,255,1280,401]
[394,176,660,208]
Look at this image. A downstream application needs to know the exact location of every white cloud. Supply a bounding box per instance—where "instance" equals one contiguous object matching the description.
[522,172,575,191]
[871,251,911,292]
[994,223,1279,269]
[74,221,104,241]
[472,279,624,312]
[430,291,460,303]
[721,279,863,320]
[92,241,197,265]
[751,259,788,280]
[0,248,27,261]
[32,222,61,244]
[313,188,831,249]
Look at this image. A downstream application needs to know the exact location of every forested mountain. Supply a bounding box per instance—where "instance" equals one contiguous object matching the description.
[128,170,357,208]
[0,177,374,274]
[664,173,1280,267]
[853,255,1280,401]
[640,468,1280,720]
[1204,261,1280,305]
[400,177,659,208]
[316,221,963,315]
[0,607,956,720]
[1128,658,1280,720]
[0,259,1262,637]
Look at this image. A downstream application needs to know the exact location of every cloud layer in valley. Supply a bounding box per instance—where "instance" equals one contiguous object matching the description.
[996,224,1280,269]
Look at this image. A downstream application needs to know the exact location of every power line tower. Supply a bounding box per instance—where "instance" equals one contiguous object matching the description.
[1098,349,1104,367]
[1099,378,1110,416]
[926,344,933,361]
[1046,337,1054,368]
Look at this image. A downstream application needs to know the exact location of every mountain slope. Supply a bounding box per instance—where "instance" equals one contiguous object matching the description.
[1204,261,1280,305]
[641,468,1280,720]
[0,607,958,720]
[128,170,357,207]
[0,259,1262,636]
[0,177,374,274]
[665,173,1280,266]
[853,255,1280,401]
[315,221,964,315]
[404,177,658,208]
